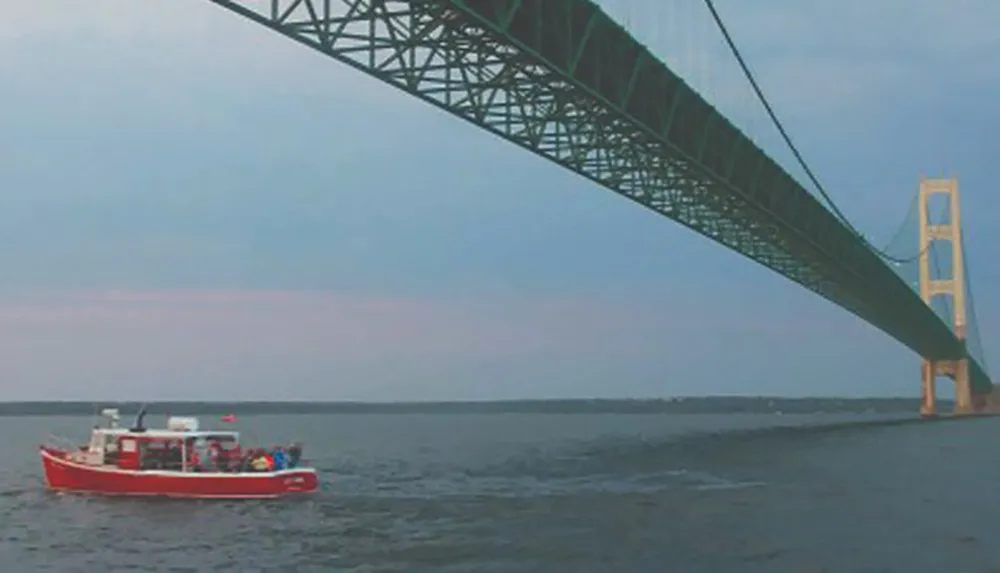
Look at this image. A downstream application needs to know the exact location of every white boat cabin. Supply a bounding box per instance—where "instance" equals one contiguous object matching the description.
[73,408,242,472]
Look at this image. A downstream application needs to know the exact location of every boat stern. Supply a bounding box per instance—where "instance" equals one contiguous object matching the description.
[275,469,319,494]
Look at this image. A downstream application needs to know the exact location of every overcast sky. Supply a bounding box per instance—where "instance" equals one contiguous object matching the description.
[0,0,997,401]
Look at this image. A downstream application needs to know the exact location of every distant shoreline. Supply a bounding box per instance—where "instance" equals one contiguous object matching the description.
[0,397,949,416]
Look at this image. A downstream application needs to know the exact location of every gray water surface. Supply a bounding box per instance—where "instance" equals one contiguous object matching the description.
[1,413,998,572]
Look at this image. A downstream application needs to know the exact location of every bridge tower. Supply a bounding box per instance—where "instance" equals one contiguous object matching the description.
[917,177,971,416]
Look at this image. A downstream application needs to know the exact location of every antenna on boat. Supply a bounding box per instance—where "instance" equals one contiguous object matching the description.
[130,403,148,432]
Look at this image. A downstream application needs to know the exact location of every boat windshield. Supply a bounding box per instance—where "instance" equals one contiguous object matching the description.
[137,434,238,471]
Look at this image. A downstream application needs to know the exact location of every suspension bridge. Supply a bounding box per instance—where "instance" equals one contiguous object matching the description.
[201,0,993,415]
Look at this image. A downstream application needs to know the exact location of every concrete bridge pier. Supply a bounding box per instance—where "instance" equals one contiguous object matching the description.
[920,358,973,417]
[955,363,973,415]
[920,361,936,417]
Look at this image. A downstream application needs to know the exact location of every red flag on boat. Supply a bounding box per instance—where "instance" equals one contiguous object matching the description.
[220,414,237,423]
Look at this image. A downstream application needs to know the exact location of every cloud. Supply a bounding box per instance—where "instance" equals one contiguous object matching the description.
[8,0,994,128]
[0,288,906,400]
[0,0,431,140]
[0,289,689,399]
[593,0,1000,139]
[1,0,302,72]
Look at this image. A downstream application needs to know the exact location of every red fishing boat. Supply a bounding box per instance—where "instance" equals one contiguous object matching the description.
[39,407,319,499]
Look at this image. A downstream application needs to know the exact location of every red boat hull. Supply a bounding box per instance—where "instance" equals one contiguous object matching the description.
[40,446,319,499]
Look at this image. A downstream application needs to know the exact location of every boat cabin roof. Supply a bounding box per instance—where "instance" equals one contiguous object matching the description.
[93,428,239,441]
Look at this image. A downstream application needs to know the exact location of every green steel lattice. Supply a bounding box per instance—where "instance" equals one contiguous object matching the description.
[204,0,991,392]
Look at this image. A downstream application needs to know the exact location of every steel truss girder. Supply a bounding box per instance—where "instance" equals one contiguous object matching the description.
[204,0,990,391]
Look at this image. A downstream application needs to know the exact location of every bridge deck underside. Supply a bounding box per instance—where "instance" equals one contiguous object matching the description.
[206,0,991,393]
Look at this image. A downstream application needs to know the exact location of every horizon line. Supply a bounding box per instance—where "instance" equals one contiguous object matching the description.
[0,396,949,404]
